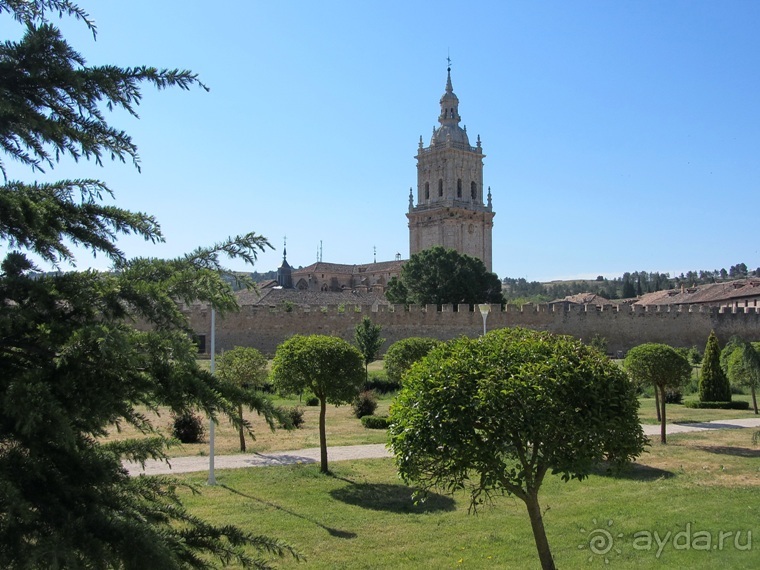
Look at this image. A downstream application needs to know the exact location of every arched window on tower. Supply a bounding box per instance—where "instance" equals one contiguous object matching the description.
[425,182,430,200]
[457,179,462,198]
[438,179,443,197]
[471,182,477,200]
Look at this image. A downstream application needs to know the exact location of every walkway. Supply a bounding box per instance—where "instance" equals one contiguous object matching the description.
[125,418,760,477]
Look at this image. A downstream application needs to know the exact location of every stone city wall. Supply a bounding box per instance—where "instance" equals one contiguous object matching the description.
[186,302,760,357]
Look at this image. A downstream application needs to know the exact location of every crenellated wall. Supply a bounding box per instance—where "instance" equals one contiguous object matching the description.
[186,302,760,357]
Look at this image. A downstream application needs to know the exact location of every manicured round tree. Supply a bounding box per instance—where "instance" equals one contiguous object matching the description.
[271,335,365,473]
[217,346,281,452]
[699,331,732,403]
[624,343,691,443]
[389,328,646,570]
[726,343,760,414]
[383,337,442,385]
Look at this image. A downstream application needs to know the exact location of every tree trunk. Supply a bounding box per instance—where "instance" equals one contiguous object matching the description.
[659,385,667,444]
[319,397,328,473]
[654,387,661,422]
[524,491,556,570]
[238,403,246,452]
[752,385,758,415]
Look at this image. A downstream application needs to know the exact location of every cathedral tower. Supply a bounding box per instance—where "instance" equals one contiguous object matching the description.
[407,66,494,271]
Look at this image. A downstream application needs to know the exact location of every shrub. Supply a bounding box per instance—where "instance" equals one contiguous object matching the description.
[279,406,305,429]
[589,334,608,354]
[172,412,205,444]
[664,389,683,405]
[384,337,442,385]
[304,395,319,406]
[352,390,378,418]
[684,400,750,410]
[364,374,401,394]
[361,415,391,429]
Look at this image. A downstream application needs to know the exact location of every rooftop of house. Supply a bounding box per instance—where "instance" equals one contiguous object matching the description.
[634,279,760,306]
[235,286,391,307]
[291,259,406,276]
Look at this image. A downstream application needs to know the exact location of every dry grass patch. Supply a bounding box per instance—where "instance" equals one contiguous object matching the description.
[640,429,760,488]
[101,398,391,458]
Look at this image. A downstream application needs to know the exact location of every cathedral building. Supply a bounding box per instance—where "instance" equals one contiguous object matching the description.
[407,65,495,271]
[272,66,495,297]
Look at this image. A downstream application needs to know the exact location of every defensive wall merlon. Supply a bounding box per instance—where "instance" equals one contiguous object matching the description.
[183,302,760,358]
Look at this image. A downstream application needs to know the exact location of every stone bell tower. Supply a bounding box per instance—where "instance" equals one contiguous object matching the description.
[407,65,494,271]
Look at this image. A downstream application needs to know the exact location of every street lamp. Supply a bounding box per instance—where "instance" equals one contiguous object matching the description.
[478,303,490,336]
[208,307,216,486]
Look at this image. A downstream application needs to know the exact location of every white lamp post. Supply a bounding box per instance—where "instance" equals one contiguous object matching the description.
[478,303,490,336]
[208,307,216,486]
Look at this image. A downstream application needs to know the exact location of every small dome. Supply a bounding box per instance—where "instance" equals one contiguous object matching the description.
[431,124,470,146]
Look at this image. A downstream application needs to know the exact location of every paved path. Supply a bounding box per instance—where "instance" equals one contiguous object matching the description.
[125,418,760,477]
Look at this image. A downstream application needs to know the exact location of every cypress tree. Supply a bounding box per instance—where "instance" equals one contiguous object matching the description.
[699,330,732,402]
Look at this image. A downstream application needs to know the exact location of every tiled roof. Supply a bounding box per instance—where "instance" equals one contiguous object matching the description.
[292,259,406,276]
[235,287,390,307]
[549,293,622,306]
[634,279,760,306]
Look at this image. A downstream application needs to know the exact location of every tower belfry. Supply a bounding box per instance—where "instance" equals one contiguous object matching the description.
[407,65,495,271]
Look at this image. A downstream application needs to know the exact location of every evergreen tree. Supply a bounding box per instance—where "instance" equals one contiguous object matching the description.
[354,316,385,382]
[699,331,732,402]
[0,3,296,567]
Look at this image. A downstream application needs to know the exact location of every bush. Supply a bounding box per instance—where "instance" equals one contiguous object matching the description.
[352,390,378,418]
[683,400,750,410]
[172,412,205,443]
[384,337,442,385]
[364,375,401,394]
[304,395,319,406]
[664,389,683,405]
[361,415,390,429]
[279,406,305,429]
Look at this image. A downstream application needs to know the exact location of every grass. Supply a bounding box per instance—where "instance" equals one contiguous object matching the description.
[177,428,760,569]
[112,358,760,567]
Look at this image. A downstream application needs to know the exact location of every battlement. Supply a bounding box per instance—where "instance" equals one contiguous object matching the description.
[184,301,760,357]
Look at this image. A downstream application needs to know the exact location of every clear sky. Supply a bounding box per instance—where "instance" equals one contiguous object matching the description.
[3,1,759,282]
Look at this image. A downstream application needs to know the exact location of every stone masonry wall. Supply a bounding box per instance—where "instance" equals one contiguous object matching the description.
[186,303,760,357]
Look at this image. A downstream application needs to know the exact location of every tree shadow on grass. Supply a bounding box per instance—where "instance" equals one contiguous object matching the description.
[590,462,674,482]
[220,484,357,539]
[693,445,760,458]
[329,482,456,514]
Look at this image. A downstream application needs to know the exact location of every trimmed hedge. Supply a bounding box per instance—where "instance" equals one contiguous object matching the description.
[683,400,750,410]
[361,415,390,429]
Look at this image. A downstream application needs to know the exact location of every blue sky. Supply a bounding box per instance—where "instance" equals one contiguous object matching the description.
[3,1,759,282]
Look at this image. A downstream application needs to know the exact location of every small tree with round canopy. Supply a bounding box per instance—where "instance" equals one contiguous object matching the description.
[216,346,285,451]
[271,335,364,473]
[383,337,441,386]
[388,328,646,570]
[624,343,691,443]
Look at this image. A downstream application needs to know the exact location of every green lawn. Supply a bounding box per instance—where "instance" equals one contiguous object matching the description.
[177,428,760,569]
[637,394,758,424]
